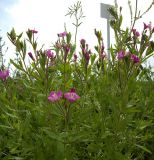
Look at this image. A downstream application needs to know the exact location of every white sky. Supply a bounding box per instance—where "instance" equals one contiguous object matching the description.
[1,0,154,66]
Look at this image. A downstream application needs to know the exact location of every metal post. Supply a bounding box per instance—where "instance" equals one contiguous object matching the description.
[107,19,110,60]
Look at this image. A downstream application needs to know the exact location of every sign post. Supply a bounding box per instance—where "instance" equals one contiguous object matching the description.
[100,3,113,60]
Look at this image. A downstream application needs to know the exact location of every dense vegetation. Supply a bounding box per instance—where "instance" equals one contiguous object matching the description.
[0,1,154,159]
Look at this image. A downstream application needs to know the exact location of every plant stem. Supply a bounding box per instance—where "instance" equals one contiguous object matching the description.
[74,15,78,45]
[131,0,138,31]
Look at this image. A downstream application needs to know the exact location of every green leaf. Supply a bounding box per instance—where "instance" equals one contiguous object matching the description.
[68,44,76,62]
[66,32,72,44]
[26,29,32,42]
[10,59,24,71]
[42,128,63,142]
[15,39,22,52]
[138,120,153,130]
[126,107,141,113]
[91,54,96,65]
[0,124,13,129]
[8,27,16,43]
[135,144,152,154]
[119,15,123,27]
[94,46,99,52]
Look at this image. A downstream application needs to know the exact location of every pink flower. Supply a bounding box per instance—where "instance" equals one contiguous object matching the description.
[117,50,125,60]
[132,29,140,37]
[0,69,9,80]
[64,88,80,102]
[135,31,140,37]
[28,52,35,61]
[48,91,63,102]
[143,23,151,30]
[130,54,140,63]
[46,50,54,59]
[28,29,38,34]
[58,31,67,38]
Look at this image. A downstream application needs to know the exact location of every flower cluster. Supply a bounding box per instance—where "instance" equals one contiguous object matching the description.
[0,69,9,80]
[117,50,125,60]
[80,39,91,66]
[117,50,140,64]
[48,88,80,103]
[130,54,140,63]
[132,29,140,37]
[46,50,55,59]
[62,44,70,63]
[58,31,67,38]
[94,29,106,60]
[55,31,73,63]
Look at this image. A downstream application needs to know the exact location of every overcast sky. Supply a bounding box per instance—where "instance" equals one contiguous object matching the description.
[0,0,154,66]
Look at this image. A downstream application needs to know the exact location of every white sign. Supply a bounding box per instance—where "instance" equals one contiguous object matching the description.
[100,3,113,19]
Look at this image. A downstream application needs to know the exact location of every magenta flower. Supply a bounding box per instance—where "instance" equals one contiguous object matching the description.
[80,39,86,49]
[81,48,91,66]
[62,44,70,62]
[28,52,35,61]
[85,52,90,62]
[48,91,63,102]
[135,31,140,37]
[80,39,86,45]
[63,44,70,53]
[131,54,140,63]
[0,69,9,80]
[64,88,80,102]
[117,50,125,60]
[46,50,54,59]
[144,23,149,30]
[143,23,151,30]
[28,29,38,34]
[58,31,67,38]
[132,29,140,37]
[73,53,77,62]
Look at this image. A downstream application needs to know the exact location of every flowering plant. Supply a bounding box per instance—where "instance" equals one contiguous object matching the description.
[0,1,154,159]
